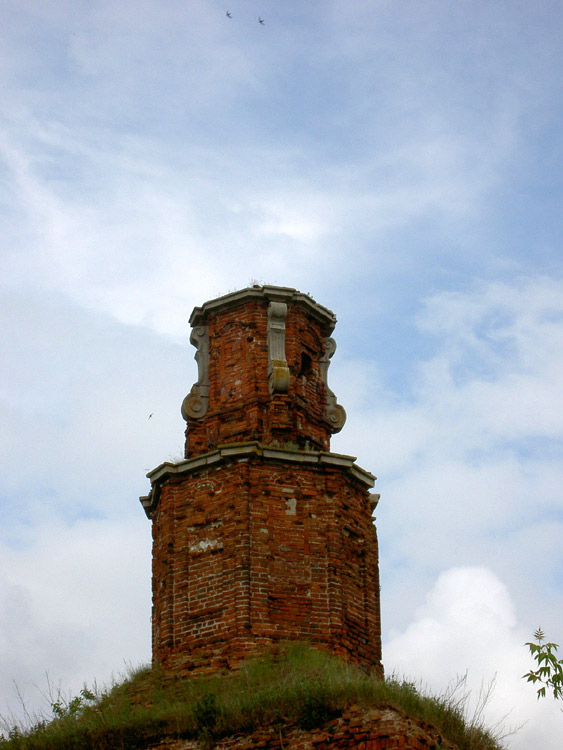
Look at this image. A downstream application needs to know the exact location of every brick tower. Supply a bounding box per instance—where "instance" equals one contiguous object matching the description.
[140,285,382,676]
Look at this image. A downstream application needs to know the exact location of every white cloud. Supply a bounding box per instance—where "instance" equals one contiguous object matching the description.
[336,275,563,468]
[0,516,151,724]
[0,116,521,340]
[330,275,563,676]
[0,296,189,533]
[384,567,562,750]
[2,0,549,341]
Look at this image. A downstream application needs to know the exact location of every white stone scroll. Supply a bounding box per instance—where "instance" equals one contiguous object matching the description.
[321,337,347,432]
[181,325,210,420]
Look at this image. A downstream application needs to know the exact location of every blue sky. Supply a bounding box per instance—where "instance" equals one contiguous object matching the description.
[1,1,562,746]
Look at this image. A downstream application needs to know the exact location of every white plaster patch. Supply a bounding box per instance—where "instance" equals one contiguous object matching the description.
[285,497,297,515]
[189,539,223,554]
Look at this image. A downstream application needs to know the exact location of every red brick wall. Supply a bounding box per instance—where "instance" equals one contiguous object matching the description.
[185,299,335,456]
[151,455,382,674]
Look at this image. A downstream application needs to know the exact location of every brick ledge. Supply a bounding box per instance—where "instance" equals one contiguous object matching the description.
[140,442,376,518]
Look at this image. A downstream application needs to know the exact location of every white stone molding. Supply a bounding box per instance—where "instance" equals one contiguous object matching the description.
[320,337,347,433]
[181,325,210,421]
[267,301,291,393]
[140,441,376,517]
[190,285,337,334]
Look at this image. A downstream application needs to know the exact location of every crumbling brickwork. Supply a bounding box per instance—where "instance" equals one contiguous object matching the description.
[141,286,383,676]
[148,706,458,750]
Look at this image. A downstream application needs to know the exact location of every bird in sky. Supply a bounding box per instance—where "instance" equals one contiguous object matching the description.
[226,10,232,18]
[148,413,153,419]
[258,17,265,25]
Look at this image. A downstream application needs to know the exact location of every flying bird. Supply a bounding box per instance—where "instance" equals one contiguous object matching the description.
[258,17,265,25]
[226,10,232,18]
[148,413,153,419]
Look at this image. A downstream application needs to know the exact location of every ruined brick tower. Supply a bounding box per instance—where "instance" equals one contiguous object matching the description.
[140,285,382,675]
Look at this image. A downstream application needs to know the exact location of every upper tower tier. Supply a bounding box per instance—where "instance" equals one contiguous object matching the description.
[181,285,347,457]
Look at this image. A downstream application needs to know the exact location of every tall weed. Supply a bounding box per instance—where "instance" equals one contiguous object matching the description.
[0,644,508,750]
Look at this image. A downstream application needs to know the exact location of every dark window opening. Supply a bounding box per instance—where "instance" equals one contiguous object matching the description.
[299,352,313,378]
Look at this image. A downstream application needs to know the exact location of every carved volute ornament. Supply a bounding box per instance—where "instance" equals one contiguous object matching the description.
[181,325,210,421]
[321,337,347,432]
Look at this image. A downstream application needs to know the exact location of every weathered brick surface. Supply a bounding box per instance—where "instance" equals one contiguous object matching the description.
[144,286,383,676]
[147,706,458,750]
[151,456,381,674]
[185,297,336,456]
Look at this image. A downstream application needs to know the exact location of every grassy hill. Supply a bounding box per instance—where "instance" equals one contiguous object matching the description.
[0,644,506,750]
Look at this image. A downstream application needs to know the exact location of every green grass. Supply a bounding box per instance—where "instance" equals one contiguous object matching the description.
[0,644,508,750]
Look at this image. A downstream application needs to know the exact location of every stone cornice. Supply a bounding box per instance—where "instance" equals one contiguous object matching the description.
[189,285,337,333]
[140,441,376,518]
